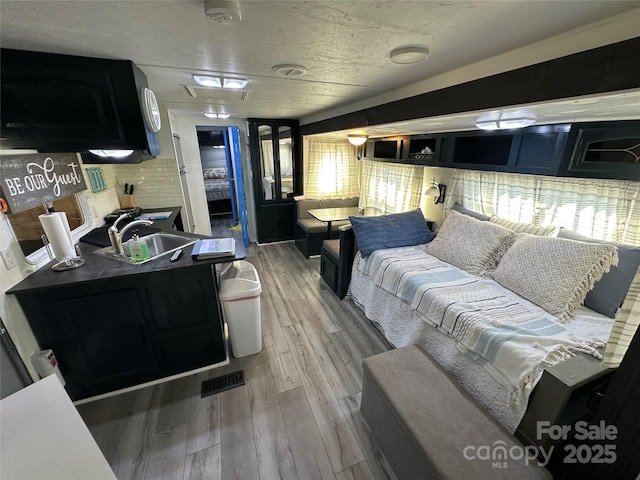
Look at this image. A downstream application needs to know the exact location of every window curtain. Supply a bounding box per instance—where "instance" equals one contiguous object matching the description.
[304,140,359,198]
[261,139,274,177]
[446,169,640,367]
[446,169,640,245]
[359,160,423,214]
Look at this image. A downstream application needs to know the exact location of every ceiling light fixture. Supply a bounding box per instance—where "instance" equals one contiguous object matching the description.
[204,112,231,119]
[390,46,430,65]
[222,77,248,89]
[89,149,134,158]
[204,0,241,24]
[192,75,248,89]
[272,64,308,77]
[475,117,536,130]
[193,75,222,88]
[347,134,368,146]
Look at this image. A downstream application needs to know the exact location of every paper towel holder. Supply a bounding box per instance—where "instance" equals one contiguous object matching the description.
[52,257,85,271]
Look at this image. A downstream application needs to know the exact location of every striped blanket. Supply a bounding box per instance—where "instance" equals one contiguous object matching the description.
[358,245,606,402]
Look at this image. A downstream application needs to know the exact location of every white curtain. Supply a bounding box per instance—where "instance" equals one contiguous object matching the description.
[305,139,360,198]
[261,139,274,178]
[446,169,640,245]
[446,169,640,367]
[359,160,423,214]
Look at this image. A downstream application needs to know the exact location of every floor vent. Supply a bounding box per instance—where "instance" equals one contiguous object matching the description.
[201,370,245,398]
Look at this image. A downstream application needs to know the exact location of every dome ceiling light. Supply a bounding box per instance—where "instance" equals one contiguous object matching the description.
[347,134,368,146]
[272,64,308,77]
[204,0,241,24]
[389,47,430,64]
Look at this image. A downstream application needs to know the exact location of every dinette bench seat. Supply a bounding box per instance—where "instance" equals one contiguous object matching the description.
[294,196,358,257]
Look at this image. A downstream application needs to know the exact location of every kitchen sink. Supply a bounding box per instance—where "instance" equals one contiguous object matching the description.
[93,233,196,265]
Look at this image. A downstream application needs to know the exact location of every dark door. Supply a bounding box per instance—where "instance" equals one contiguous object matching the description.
[248,119,301,243]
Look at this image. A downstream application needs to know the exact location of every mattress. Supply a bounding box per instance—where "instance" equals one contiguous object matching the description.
[205,178,231,201]
[348,247,614,432]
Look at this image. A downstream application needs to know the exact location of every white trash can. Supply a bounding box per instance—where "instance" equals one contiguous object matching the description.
[219,260,262,357]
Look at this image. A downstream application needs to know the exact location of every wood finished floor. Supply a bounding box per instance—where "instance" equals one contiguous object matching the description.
[77,241,396,480]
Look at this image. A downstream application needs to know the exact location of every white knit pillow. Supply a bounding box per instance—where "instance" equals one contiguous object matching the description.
[492,234,619,322]
[426,210,515,276]
[489,216,556,236]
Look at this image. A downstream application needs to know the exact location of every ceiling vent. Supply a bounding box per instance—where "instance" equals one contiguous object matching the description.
[272,64,308,77]
[204,0,241,24]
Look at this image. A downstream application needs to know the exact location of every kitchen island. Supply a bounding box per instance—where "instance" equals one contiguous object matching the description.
[6,207,245,401]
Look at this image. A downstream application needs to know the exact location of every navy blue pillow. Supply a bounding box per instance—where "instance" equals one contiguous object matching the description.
[349,209,435,257]
[557,228,640,318]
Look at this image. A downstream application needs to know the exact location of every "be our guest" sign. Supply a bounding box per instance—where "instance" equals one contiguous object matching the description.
[0,153,87,213]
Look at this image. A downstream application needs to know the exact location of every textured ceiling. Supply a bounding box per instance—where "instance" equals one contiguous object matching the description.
[1,0,640,135]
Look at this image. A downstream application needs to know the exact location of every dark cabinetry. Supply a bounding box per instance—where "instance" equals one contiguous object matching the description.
[14,264,225,400]
[444,125,571,175]
[248,118,302,243]
[0,48,159,157]
[563,121,640,180]
[363,137,406,161]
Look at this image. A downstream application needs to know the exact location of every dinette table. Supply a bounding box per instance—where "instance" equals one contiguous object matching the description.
[307,206,383,238]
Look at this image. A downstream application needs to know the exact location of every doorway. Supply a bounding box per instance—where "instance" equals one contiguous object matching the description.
[196,126,242,243]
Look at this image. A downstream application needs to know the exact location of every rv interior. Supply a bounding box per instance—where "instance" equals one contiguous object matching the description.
[1,1,640,479]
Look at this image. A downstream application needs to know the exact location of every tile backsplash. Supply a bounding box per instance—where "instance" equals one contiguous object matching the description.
[114,158,184,209]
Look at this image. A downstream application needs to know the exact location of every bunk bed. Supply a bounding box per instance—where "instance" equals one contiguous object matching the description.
[203,168,232,216]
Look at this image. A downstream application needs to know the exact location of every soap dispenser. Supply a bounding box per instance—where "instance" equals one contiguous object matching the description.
[128,234,150,262]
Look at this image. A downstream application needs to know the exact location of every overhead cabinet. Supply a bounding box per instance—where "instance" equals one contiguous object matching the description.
[366,122,640,180]
[0,48,160,159]
[562,121,640,181]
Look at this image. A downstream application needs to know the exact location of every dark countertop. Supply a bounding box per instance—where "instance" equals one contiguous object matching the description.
[6,206,245,295]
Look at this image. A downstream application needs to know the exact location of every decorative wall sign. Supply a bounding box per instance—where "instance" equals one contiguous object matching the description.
[0,153,87,213]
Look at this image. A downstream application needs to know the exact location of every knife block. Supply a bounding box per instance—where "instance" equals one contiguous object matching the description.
[121,194,137,208]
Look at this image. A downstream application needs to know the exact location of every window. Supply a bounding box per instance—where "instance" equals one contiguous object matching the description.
[6,194,90,262]
[359,160,423,213]
[304,139,359,198]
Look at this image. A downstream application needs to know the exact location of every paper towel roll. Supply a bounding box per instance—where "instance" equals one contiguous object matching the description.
[39,212,76,261]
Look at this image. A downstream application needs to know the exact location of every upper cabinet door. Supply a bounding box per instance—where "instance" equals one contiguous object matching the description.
[0,49,155,154]
[564,121,640,181]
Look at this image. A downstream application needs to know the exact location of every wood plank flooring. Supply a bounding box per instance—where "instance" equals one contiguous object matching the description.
[77,241,396,480]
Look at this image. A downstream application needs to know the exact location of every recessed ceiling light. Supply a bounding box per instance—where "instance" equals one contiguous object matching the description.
[89,149,134,158]
[222,77,248,89]
[193,75,248,89]
[204,112,231,119]
[193,75,222,87]
[390,47,429,64]
[272,64,308,77]
[475,117,536,130]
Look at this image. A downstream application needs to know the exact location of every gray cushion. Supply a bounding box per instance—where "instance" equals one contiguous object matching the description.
[492,234,619,321]
[557,228,640,318]
[296,218,350,233]
[322,239,340,260]
[296,218,327,233]
[295,198,322,219]
[452,202,490,221]
[349,209,435,257]
[361,345,551,480]
[490,216,556,236]
[320,197,359,209]
[427,210,515,276]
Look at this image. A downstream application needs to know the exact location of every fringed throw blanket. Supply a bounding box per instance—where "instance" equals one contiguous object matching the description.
[358,245,606,402]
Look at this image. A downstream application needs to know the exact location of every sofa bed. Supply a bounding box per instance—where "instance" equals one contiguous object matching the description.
[345,204,640,424]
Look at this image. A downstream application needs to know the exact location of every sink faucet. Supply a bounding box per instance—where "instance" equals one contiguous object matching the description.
[108,213,153,256]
